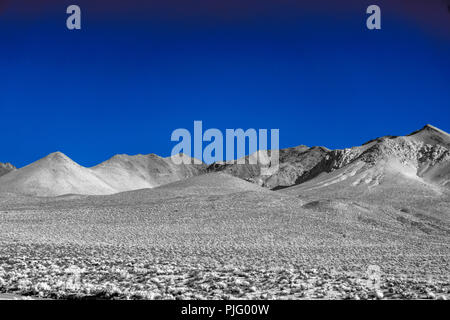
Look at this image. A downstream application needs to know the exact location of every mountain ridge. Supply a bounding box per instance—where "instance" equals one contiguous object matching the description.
[281,124,450,196]
[0,125,449,196]
[208,124,450,190]
[0,152,206,196]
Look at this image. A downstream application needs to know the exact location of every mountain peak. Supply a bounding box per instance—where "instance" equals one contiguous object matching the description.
[409,124,450,137]
[423,124,449,135]
[406,124,450,149]
[166,153,204,165]
[45,151,72,162]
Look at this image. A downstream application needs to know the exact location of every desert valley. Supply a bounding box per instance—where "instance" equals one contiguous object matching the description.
[0,124,449,299]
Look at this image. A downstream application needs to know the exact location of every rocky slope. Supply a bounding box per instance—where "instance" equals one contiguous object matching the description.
[282,125,450,199]
[207,146,330,189]
[209,125,450,191]
[0,162,15,177]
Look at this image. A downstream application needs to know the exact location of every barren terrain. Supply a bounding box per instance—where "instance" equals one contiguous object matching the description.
[0,173,449,299]
[0,125,449,300]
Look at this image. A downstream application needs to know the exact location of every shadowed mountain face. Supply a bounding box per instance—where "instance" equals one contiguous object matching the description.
[207,146,330,189]
[0,163,15,177]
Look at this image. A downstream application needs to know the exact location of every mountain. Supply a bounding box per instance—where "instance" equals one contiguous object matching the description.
[0,152,206,197]
[1,124,448,197]
[146,171,273,197]
[207,145,330,189]
[0,162,15,177]
[91,153,206,193]
[0,152,117,196]
[208,125,450,193]
[282,125,450,199]
[94,172,277,207]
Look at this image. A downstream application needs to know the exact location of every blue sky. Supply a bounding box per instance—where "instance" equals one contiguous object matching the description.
[1,0,449,167]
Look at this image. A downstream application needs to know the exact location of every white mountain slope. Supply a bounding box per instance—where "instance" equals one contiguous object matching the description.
[91,153,206,192]
[0,152,206,197]
[96,172,278,206]
[0,152,117,196]
[282,125,450,198]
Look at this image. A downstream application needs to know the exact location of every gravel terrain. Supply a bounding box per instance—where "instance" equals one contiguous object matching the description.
[1,173,449,300]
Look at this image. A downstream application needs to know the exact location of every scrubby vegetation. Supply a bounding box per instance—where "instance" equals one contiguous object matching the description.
[1,182,449,300]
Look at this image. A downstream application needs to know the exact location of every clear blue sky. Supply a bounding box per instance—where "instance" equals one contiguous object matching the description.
[1,0,449,167]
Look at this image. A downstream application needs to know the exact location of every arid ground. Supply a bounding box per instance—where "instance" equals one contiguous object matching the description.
[1,125,449,300]
[0,173,449,300]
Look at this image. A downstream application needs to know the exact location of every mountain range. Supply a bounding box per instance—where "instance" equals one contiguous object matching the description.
[210,124,450,190]
[0,152,205,196]
[0,125,449,300]
[0,124,449,197]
